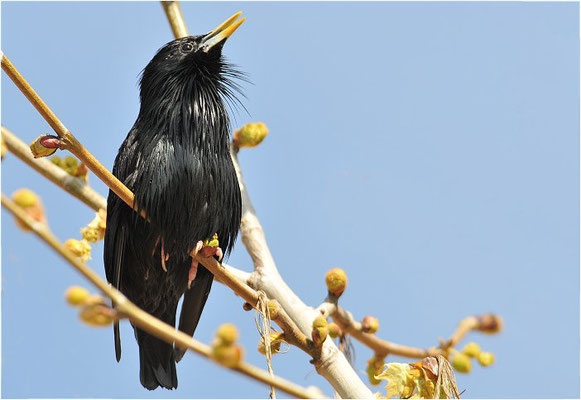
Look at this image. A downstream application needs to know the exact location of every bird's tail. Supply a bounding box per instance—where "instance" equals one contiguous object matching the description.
[135,327,178,390]
[175,266,214,362]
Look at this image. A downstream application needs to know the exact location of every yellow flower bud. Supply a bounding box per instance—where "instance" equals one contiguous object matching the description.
[64,239,92,262]
[80,210,107,243]
[311,316,328,346]
[212,344,243,367]
[203,233,220,248]
[79,304,114,327]
[452,352,472,374]
[477,351,495,367]
[328,322,342,338]
[49,155,62,166]
[65,286,90,306]
[30,134,59,158]
[11,189,45,231]
[233,122,269,148]
[462,342,481,358]
[361,315,379,334]
[12,188,39,208]
[81,226,100,243]
[325,268,347,296]
[312,316,328,329]
[366,356,385,386]
[97,209,107,228]
[63,156,78,169]
[215,323,238,346]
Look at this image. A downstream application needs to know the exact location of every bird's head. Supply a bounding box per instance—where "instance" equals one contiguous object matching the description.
[139,12,245,103]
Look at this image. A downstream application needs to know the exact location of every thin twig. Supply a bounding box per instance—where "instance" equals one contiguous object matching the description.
[1,193,320,399]
[1,54,135,211]
[320,301,501,359]
[320,302,442,359]
[1,126,107,211]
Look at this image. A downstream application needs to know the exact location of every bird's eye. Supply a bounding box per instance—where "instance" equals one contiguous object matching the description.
[181,43,194,53]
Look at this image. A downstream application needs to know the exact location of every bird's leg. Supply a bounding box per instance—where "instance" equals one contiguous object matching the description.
[199,233,223,260]
[188,258,199,289]
[187,241,204,289]
[187,235,223,289]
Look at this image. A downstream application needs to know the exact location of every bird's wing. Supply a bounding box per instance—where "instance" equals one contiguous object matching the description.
[174,266,214,362]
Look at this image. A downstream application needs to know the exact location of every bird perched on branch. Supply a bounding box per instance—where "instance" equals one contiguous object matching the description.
[103,13,244,390]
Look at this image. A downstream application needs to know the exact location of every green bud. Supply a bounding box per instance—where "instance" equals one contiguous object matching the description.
[452,352,472,373]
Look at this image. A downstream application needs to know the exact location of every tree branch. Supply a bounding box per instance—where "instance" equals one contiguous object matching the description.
[1,126,107,211]
[230,145,375,398]
[1,193,321,399]
[1,54,135,211]
[161,1,189,38]
[318,300,501,360]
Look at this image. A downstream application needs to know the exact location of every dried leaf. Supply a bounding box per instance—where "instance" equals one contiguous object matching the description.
[435,355,461,399]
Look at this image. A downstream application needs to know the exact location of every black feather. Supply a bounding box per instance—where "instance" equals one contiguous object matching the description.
[103,32,242,390]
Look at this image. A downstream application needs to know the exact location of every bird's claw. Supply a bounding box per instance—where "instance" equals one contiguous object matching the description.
[188,236,223,289]
[160,237,169,272]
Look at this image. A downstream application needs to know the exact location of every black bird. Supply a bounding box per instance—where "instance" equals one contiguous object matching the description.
[103,13,245,390]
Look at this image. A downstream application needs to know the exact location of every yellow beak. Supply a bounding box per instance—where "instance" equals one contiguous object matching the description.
[202,12,246,51]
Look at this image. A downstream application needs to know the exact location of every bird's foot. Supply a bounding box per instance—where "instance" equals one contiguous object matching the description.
[188,235,223,289]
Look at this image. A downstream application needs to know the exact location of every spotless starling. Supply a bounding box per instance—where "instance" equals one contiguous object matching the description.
[103,13,245,390]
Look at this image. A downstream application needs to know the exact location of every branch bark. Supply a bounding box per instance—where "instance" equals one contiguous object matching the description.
[230,146,375,398]
[2,126,107,211]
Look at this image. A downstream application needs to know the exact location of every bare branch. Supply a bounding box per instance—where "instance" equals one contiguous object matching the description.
[1,54,135,212]
[2,126,107,211]
[161,1,189,38]
[230,145,374,398]
[1,193,322,399]
[319,300,501,360]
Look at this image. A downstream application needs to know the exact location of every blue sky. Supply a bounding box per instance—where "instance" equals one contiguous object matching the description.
[1,1,579,398]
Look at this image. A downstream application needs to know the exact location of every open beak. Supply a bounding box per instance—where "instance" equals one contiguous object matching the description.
[201,12,246,52]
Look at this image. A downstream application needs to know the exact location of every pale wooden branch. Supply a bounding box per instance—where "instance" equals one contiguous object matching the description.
[161,1,189,38]
[1,193,321,399]
[230,146,374,398]
[1,126,107,211]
